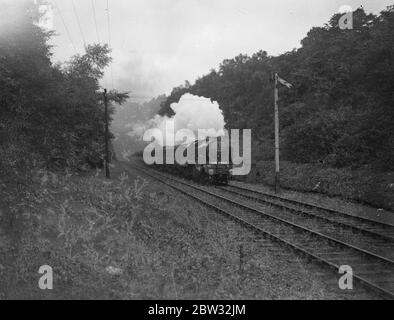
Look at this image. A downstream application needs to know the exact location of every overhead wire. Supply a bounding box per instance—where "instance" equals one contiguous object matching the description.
[91,0,101,44]
[71,0,87,48]
[106,0,115,90]
[53,0,77,54]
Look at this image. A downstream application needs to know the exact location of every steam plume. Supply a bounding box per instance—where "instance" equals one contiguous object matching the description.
[129,93,226,146]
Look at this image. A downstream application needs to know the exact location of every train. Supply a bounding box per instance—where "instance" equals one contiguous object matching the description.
[139,137,232,185]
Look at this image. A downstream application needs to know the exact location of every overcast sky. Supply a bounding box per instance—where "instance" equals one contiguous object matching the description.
[46,0,393,99]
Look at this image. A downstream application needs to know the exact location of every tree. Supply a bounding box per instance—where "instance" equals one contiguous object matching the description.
[0,0,129,173]
[157,7,394,170]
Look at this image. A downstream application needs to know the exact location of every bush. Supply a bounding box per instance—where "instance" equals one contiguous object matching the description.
[251,160,394,211]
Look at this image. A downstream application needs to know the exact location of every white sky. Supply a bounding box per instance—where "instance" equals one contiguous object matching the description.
[46,0,393,98]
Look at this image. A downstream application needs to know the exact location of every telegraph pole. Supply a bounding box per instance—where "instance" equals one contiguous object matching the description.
[274,73,280,193]
[103,89,111,179]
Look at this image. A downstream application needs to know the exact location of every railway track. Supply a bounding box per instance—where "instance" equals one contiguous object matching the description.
[124,162,394,299]
[222,184,394,241]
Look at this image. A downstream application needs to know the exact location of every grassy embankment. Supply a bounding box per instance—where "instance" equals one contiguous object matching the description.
[0,161,368,299]
[242,160,394,212]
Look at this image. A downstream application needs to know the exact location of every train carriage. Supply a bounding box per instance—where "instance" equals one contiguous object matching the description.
[148,137,232,185]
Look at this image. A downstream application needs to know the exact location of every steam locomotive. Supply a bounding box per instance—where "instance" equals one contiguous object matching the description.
[143,137,232,185]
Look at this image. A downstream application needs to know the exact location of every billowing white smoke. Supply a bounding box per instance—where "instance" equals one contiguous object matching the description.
[170,93,225,135]
[129,93,226,146]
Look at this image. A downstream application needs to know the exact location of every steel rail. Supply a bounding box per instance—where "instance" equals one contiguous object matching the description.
[126,162,394,299]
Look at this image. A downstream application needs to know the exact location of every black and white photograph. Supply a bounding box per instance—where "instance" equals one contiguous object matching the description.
[0,0,394,305]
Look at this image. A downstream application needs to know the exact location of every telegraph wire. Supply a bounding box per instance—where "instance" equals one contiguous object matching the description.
[106,0,115,90]
[71,0,86,48]
[53,0,77,54]
[106,0,112,49]
[91,0,101,44]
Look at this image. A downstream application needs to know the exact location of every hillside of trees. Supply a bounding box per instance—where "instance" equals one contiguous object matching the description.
[0,1,128,182]
[159,7,394,171]
[1,2,392,209]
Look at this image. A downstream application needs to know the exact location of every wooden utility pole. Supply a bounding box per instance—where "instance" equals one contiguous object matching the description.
[103,89,111,179]
[274,73,280,193]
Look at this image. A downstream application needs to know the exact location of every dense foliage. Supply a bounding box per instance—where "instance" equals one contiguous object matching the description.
[0,0,128,176]
[159,7,394,171]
